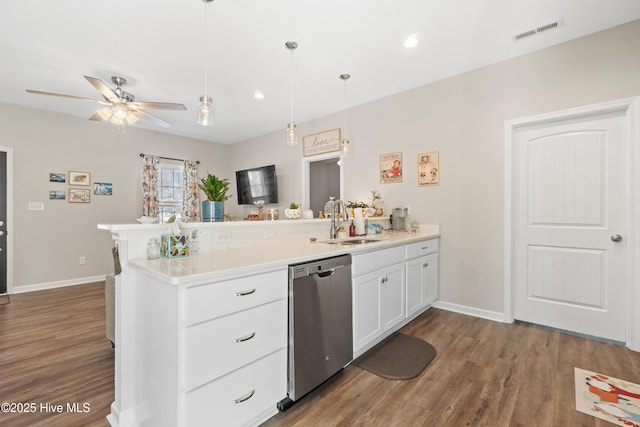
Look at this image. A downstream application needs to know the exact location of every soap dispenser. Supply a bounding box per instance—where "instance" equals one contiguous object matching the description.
[349,220,356,237]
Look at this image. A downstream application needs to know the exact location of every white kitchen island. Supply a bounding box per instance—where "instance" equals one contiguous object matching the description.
[98,220,439,427]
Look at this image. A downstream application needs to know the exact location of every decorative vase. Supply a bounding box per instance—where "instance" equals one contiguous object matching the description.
[202,200,224,222]
[285,208,301,219]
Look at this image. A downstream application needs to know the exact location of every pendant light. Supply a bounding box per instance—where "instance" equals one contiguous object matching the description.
[340,73,351,156]
[285,41,298,146]
[198,0,214,126]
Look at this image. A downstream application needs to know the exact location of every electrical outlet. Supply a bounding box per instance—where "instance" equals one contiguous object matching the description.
[79,256,86,265]
[214,231,231,243]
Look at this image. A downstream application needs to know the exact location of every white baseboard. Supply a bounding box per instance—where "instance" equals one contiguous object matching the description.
[433,300,507,323]
[11,275,108,294]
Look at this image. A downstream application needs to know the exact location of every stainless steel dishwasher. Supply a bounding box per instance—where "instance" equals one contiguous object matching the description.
[279,254,353,410]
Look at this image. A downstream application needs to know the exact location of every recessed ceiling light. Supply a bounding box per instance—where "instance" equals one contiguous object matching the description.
[253,91,265,100]
[404,34,419,48]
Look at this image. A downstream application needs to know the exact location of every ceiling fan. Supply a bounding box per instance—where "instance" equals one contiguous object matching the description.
[26,75,187,129]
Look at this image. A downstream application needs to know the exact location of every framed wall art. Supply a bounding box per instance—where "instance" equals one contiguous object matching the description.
[94,182,113,195]
[418,151,439,187]
[69,188,91,203]
[303,128,341,157]
[49,172,66,183]
[380,152,403,184]
[69,171,91,186]
[49,190,66,200]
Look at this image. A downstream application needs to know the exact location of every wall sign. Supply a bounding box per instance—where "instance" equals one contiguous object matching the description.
[303,128,341,157]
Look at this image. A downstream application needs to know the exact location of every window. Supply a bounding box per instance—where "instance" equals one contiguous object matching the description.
[158,160,184,223]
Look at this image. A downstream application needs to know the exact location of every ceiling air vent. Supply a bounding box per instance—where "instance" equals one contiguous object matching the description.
[514,18,563,41]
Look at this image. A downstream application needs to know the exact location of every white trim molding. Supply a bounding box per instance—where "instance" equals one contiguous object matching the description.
[504,96,640,352]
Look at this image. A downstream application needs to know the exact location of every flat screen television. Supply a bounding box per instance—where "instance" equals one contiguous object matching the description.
[235,164,278,205]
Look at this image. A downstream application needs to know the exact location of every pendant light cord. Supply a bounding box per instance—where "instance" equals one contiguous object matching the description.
[289,48,294,123]
[203,1,209,95]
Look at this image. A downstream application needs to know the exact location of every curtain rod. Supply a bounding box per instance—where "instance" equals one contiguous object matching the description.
[139,153,200,164]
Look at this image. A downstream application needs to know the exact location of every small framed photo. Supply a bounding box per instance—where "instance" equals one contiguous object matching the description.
[69,171,91,186]
[69,188,91,203]
[418,151,440,187]
[380,152,403,184]
[94,182,112,195]
[49,172,66,183]
[49,190,66,200]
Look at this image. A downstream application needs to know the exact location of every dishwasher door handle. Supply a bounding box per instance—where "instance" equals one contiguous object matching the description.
[316,269,337,278]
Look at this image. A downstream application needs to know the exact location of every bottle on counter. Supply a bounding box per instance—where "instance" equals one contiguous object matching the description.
[349,220,356,237]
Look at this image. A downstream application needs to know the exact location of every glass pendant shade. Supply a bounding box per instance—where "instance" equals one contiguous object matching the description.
[198,95,213,126]
[341,138,350,156]
[286,122,297,146]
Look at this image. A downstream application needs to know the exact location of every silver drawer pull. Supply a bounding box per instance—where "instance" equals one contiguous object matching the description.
[234,332,256,343]
[234,289,256,297]
[421,246,429,250]
[233,389,255,404]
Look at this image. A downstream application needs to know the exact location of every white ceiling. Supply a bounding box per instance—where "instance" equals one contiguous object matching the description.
[2,0,640,144]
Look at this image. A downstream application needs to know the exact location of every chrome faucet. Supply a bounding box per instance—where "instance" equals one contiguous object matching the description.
[330,199,349,239]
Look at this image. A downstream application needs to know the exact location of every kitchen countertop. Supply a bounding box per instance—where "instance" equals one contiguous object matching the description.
[128,228,439,286]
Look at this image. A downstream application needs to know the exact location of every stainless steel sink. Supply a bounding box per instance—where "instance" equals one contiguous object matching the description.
[320,238,382,245]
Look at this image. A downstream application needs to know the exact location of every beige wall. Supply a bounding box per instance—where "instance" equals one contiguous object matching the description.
[231,19,640,314]
[0,104,231,290]
[3,19,639,313]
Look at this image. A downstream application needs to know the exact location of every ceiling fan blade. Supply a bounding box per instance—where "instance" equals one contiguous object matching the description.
[89,107,114,121]
[84,75,120,103]
[131,110,172,128]
[129,101,187,111]
[26,89,112,105]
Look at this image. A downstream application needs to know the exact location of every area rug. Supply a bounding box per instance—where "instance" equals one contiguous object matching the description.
[352,333,436,380]
[574,367,640,426]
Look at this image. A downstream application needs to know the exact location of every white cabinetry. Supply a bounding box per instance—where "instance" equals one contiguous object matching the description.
[182,270,287,426]
[405,240,438,320]
[124,267,287,427]
[352,246,405,356]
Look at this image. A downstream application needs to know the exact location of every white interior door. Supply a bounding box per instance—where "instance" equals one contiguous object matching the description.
[513,110,627,342]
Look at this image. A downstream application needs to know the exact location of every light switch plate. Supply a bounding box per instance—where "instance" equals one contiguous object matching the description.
[28,202,44,211]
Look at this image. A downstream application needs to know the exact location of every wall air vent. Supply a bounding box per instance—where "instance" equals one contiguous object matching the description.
[514,18,563,41]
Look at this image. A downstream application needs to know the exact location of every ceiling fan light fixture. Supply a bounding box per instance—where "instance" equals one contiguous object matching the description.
[112,103,128,120]
[198,95,213,126]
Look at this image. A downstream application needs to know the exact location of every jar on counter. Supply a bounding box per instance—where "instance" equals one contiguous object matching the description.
[147,238,161,259]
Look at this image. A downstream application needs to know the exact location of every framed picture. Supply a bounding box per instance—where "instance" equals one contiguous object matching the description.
[49,172,66,183]
[69,171,91,186]
[418,151,439,187]
[49,190,66,200]
[69,188,91,203]
[380,152,403,184]
[94,182,113,195]
[303,128,341,157]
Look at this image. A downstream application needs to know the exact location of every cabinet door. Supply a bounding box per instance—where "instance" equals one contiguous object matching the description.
[406,256,426,317]
[423,252,438,305]
[353,271,382,352]
[381,262,405,330]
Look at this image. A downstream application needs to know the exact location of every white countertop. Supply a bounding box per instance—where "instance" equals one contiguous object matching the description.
[128,229,439,286]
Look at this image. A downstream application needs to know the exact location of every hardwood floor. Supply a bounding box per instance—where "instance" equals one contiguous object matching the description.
[263,308,640,427]
[0,282,113,427]
[1,283,639,427]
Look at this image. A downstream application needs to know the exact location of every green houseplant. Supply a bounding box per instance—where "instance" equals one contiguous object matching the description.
[198,173,231,222]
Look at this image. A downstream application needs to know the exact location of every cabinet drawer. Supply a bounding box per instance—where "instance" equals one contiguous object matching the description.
[405,239,438,259]
[352,245,404,276]
[186,348,286,427]
[185,298,287,390]
[186,269,287,325]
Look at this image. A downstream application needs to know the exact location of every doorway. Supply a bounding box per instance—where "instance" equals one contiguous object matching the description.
[0,147,12,295]
[302,152,343,214]
[504,98,640,351]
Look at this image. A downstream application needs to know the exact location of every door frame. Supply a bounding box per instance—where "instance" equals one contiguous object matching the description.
[0,146,13,295]
[503,97,640,352]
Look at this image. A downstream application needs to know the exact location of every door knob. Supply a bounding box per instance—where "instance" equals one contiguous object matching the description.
[611,234,623,242]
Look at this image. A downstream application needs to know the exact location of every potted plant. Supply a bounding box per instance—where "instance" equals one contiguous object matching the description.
[285,202,301,219]
[198,173,231,222]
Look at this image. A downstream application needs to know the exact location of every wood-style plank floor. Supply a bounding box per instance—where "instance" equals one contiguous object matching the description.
[2,282,640,426]
[263,308,640,427]
[0,282,113,427]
